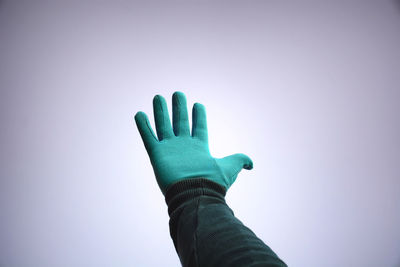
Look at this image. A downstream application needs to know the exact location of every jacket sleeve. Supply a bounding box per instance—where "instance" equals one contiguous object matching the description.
[165,178,287,267]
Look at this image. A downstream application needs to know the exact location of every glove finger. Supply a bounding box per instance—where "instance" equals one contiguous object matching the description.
[153,95,174,140]
[134,111,158,152]
[192,103,208,142]
[172,91,190,136]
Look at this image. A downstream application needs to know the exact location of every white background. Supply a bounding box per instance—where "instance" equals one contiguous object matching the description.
[1,1,399,266]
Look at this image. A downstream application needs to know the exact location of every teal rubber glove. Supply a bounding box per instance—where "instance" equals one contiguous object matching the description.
[134,92,253,195]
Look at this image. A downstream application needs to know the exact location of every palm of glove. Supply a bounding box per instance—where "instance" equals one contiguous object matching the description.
[135,92,253,195]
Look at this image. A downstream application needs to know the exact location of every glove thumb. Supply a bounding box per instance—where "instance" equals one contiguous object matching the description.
[215,153,253,187]
[220,153,253,170]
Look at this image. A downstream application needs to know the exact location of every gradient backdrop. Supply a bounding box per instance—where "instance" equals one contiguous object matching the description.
[1,1,400,266]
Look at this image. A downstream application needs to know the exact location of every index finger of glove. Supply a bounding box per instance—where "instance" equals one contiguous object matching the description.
[192,103,208,142]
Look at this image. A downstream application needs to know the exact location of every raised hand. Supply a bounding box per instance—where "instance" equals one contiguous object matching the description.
[135,92,253,195]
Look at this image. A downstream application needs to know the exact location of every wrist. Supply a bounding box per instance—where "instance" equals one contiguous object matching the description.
[165,177,227,216]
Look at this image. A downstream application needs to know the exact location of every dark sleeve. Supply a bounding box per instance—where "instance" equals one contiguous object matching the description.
[165,178,287,267]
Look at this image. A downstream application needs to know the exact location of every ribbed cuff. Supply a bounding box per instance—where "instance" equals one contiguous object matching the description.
[165,178,227,217]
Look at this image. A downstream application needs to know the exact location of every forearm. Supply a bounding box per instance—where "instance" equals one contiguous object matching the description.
[165,178,287,267]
